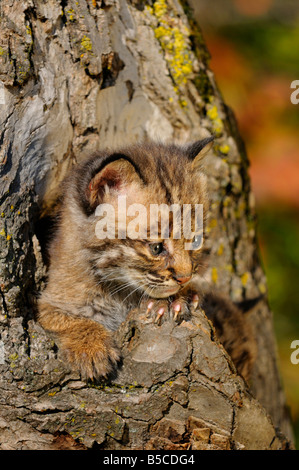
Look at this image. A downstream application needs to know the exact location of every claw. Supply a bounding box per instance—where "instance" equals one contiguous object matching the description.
[155,307,165,324]
[146,301,154,315]
[173,303,181,321]
[191,294,199,310]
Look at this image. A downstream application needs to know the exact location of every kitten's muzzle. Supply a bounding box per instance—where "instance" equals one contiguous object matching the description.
[174,273,192,285]
[146,285,180,298]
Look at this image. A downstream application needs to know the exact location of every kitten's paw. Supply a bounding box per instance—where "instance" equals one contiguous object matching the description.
[59,321,120,381]
[146,299,169,325]
[170,294,199,320]
[142,294,199,325]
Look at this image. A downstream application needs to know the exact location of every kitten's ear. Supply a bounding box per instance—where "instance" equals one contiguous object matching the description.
[186,137,214,171]
[86,156,143,210]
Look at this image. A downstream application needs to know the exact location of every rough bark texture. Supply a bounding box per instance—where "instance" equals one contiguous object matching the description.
[0,0,294,450]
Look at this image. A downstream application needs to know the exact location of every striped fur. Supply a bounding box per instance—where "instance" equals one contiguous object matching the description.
[37,138,256,381]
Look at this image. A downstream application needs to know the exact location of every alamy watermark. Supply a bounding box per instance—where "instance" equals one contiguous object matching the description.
[0,81,5,105]
[290,80,299,105]
[94,196,204,251]
[0,341,5,365]
[290,340,299,365]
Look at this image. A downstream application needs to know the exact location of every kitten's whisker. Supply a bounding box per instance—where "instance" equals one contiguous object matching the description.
[122,283,146,303]
[137,284,151,310]
[109,281,138,296]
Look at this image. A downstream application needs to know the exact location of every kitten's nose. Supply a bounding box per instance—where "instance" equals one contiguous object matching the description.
[174,273,192,285]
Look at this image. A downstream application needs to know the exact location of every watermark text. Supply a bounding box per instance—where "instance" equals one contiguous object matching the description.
[95,196,204,250]
[290,80,299,105]
[290,340,299,365]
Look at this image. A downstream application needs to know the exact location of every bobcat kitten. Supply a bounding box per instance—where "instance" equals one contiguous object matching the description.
[38,138,256,381]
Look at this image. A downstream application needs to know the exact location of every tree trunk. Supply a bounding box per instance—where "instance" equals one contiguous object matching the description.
[0,0,294,450]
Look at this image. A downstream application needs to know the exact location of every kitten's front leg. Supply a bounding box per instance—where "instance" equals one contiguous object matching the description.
[38,301,120,380]
[141,289,199,324]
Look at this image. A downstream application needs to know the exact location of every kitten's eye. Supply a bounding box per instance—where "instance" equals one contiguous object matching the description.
[149,242,164,256]
[192,234,203,250]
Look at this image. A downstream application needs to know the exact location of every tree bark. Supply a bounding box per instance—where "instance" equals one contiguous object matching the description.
[0,0,294,450]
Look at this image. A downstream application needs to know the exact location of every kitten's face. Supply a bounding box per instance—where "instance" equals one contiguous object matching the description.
[128,237,204,299]
[77,139,212,300]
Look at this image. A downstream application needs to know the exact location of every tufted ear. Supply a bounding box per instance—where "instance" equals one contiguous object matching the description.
[86,155,143,210]
[186,137,214,171]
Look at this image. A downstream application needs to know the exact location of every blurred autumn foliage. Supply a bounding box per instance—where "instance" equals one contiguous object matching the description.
[195,0,299,446]
[207,26,299,208]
